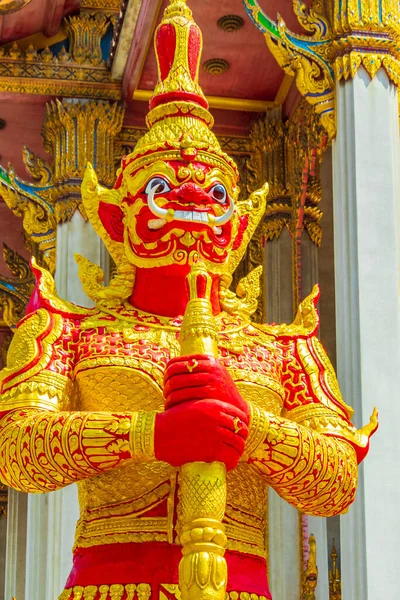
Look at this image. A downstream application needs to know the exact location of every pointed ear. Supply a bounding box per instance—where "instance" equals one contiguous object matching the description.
[226,183,269,275]
[81,163,127,268]
[98,201,124,243]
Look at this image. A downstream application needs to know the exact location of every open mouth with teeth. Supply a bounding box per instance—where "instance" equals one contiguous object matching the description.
[132,177,234,249]
[135,203,232,247]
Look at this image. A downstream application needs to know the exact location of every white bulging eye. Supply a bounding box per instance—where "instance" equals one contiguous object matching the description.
[209,183,227,204]
[145,177,171,195]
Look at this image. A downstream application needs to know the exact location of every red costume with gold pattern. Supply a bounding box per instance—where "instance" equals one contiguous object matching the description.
[0,2,377,600]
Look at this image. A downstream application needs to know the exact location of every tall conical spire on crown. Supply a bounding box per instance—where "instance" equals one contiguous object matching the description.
[115,0,238,186]
[150,0,208,111]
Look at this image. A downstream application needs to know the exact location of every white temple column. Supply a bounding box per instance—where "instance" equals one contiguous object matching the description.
[268,491,300,600]
[55,210,106,307]
[4,490,28,600]
[332,67,400,599]
[317,145,340,598]
[25,213,107,600]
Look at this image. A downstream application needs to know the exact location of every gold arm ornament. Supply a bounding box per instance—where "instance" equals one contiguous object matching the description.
[178,261,228,600]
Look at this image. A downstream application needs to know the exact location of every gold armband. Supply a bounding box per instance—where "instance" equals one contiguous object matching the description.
[130,411,157,460]
[244,403,269,459]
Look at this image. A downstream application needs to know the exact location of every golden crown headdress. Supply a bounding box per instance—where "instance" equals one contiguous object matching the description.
[80,0,268,306]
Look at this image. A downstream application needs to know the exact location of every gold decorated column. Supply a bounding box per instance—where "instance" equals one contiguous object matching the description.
[42,99,124,223]
[40,99,124,305]
[328,0,400,82]
[241,102,326,320]
[1,99,124,276]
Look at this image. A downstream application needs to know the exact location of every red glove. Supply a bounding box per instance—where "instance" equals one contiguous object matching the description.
[163,354,250,419]
[154,399,248,471]
[154,355,249,471]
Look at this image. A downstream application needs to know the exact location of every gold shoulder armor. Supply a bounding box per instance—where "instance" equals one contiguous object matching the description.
[0,308,73,411]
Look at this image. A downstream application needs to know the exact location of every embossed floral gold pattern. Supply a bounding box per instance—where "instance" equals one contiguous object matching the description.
[0,10,119,99]
[0,244,35,328]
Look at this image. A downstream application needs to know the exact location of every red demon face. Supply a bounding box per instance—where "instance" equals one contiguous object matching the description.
[100,160,241,273]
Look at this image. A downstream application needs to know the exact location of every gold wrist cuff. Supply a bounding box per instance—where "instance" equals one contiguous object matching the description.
[130,411,157,460]
[244,403,269,459]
